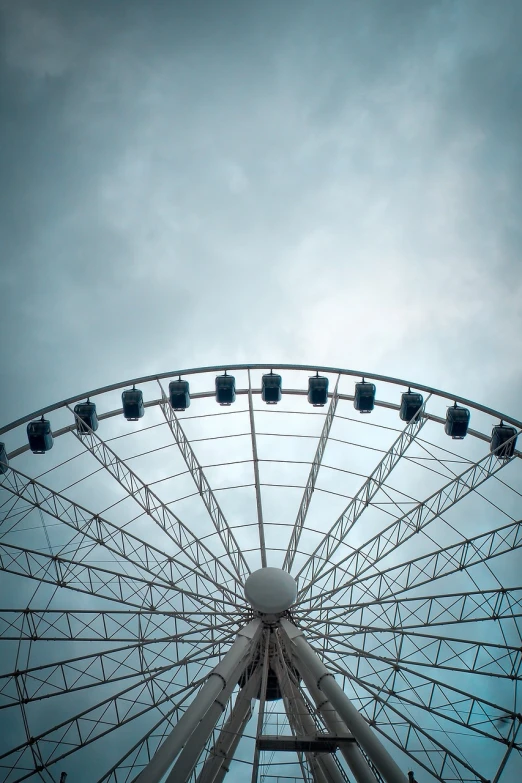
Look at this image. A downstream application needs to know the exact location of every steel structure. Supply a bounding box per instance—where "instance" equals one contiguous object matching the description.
[0,363,521,783]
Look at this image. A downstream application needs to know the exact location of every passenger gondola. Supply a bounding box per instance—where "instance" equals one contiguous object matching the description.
[308,374,329,407]
[74,401,98,434]
[262,372,282,404]
[0,443,8,473]
[216,373,236,406]
[122,387,145,420]
[400,390,424,422]
[354,381,376,413]
[27,418,53,454]
[169,379,191,411]
[490,423,517,459]
[444,403,470,439]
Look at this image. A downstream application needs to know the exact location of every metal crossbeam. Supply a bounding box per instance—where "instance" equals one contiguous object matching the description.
[298,587,522,631]
[157,386,250,582]
[0,608,234,642]
[283,376,340,573]
[307,625,522,680]
[69,409,244,595]
[0,466,237,612]
[0,541,187,610]
[295,400,428,596]
[299,448,518,610]
[317,517,522,616]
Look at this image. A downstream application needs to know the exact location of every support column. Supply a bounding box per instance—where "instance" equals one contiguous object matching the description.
[281,619,407,783]
[165,658,246,783]
[305,674,379,783]
[197,669,261,783]
[273,654,346,783]
[134,620,262,783]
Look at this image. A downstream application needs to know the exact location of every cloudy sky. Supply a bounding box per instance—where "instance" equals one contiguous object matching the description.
[1,0,521,424]
[1,1,522,781]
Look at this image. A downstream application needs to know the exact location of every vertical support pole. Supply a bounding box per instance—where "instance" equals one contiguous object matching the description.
[281,619,407,783]
[165,658,247,783]
[305,674,379,783]
[272,653,346,783]
[250,629,271,783]
[197,669,261,783]
[248,369,267,568]
[134,620,262,783]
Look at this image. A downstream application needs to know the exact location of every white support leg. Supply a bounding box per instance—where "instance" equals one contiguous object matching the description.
[197,669,261,783]
[305,673,379,783]
[273,654,346,783]
[133,620,262,783]
[281,619,407,783]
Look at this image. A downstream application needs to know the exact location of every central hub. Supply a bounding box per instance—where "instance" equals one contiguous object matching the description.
[244,567,297,615]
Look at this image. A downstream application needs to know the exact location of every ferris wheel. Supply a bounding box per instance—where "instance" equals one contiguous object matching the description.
[0,363,521,783]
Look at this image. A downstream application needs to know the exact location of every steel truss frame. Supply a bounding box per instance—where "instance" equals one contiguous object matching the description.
[0,364,521,783]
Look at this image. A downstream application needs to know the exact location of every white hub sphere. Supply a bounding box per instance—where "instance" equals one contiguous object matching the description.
[244,567,297,614]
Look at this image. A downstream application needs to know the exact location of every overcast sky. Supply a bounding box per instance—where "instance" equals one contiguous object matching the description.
[1,0,521,425]
[1,2,521,780]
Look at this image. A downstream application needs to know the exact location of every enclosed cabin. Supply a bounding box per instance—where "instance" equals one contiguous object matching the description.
[261,372,282,404]
[169,379,190,411]
[74,401,98,435]
[0,443,8,474]
[215,373,235,406]
[490,423,517,460]
[444,403,470,439]
[27,419,53,454]
[308,374,329,407]
[400,390,424,422]
[122,387,145,421]
[354,381,376,414]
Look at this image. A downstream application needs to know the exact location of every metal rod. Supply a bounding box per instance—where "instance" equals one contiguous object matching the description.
[281,619,406,783]
[248,369,267,568]
[250,629,270,783]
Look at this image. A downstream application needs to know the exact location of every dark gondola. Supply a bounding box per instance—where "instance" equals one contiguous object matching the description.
[122,387,145,421]
[400,390,424,422]
[262,372,282,404]
[308,374,329,407]
[74,401,99,434]
[27,418,53,454]
[354,381,376,414]
[444,403,470,439]
[216,373,236,406]
[0,443,8,473]
[490,423,517,459]
[169,379,191,411]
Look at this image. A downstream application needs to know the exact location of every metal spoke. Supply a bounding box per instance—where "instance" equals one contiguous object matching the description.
[69,407,244,595]
[0,465,239,612]
[248,369,267,568]
[296,399,428,596]
[296,587,522,631]
[298,445,519,610]
[309,517,522,617]
[284,375,340,573]
[0,608,234,642]
[0,540,207,611]
[307,624,522,680]
[157,383,250,582]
